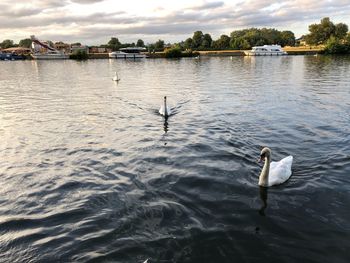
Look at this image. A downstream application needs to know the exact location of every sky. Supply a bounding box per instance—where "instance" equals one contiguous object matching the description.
[1,0,350,45]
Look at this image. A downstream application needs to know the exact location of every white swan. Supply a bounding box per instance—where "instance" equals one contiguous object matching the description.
[112,71,120,81]
[258,147,293,187]
[159,96,171,117]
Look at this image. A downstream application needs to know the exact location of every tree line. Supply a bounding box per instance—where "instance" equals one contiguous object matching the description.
[1,17,349,54]
[303,17,350,54]
[180,28,295,51]
[106,28,296,52]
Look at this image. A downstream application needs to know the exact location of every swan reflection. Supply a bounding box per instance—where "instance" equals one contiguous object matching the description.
[163,117,169,133]
[259,186,268,216]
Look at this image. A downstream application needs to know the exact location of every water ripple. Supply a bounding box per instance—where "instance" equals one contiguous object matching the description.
[0,57,349,262]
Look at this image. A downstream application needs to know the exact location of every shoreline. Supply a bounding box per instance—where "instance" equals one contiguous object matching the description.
[18,47,323,60]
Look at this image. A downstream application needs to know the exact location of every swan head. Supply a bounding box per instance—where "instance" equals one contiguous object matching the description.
[259,147,271,162]
[164,96,167,101]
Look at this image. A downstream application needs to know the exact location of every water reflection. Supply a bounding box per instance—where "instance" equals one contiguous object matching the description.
[1,57,350,263]
[163,117,169,133]
[259,186,268,216]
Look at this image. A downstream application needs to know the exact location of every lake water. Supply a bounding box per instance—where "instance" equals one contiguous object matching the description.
[0,56,349,263]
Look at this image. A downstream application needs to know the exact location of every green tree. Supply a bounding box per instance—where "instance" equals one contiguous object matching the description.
[230,29,248,40]
[147,43,155,52]
[260,28,280,44]
[165,47,182,58]
[108,37,121,51]
[0,39,15,49]
[192,31,204,49]
[19,38,32,48]
[154,39,165,51]
[304,17,339,45]
[334,23,348,39]
[199,33,212,50]
[212,34,231,50]
[136,39,144,47]
[324,36,349,54]
[231,37,250,50]
[71,42,81,46]
[184,38,194,50]
[70,50,89,60]
[230,28,295,48]
[280,31,295,46]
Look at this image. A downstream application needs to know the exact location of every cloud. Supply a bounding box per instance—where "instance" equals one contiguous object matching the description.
[0,0,349,44]
[70,0,105,4]
[189,1,225,11]
[0,6,43,17]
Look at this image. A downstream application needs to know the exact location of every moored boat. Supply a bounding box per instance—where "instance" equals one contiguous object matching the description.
[244,45,287,56]
[109,47,147,59]
[30,35,69,60]
[31,50,69,60]
[0,52,25,60]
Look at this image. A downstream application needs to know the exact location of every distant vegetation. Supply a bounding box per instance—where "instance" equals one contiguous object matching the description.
[69,50,88,60]
[180,29,295,51]
[1,17,349,55]
[164,46,182,58]
[303,17,350,54]
[164,46,199,58]
[0,39,17,49]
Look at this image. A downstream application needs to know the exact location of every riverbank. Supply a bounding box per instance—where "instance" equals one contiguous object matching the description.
[18,47,323,60]
[197,47,323,56]
[88,47,322,59]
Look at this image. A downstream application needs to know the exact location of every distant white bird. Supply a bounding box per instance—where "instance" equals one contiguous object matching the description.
[258,147,293,187]
[143,259,149,263]
[112,71,120,81]
[159,96,171,117]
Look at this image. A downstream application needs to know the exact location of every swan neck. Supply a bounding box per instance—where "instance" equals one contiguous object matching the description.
[164,99,168,116]
[259,156,270,187]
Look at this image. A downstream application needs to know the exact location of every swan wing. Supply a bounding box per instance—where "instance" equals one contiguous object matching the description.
[159,106,172,116]
[159,105,165,115]
[166,106,172,115]
[269,156,293,186]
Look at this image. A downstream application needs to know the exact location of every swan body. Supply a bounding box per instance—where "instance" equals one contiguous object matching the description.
[258,147,293,187]
[159,96,171,117]
[112,71,120,81]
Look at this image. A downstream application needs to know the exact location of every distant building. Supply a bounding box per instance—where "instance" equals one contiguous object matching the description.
[164,44,172,51]
[54,42,70,53]
[296,36,307,46]
[2,47,31,55]
[89,47,112,53]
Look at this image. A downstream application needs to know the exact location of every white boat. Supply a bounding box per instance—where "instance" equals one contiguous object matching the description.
[30,35,69,60]
[244,45,287,56]
[109,47,147,59]
[31,50,69,60]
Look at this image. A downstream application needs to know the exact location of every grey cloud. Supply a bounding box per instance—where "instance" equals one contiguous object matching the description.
[0,0,67,18]
[70,0,105,4]
[226,0,350,28]
[30,0,67,9]
[189,1,225,11]
[0,7,43,17]
[0,11,134,29]
[1,0,350,44]
[111,23,220,35]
